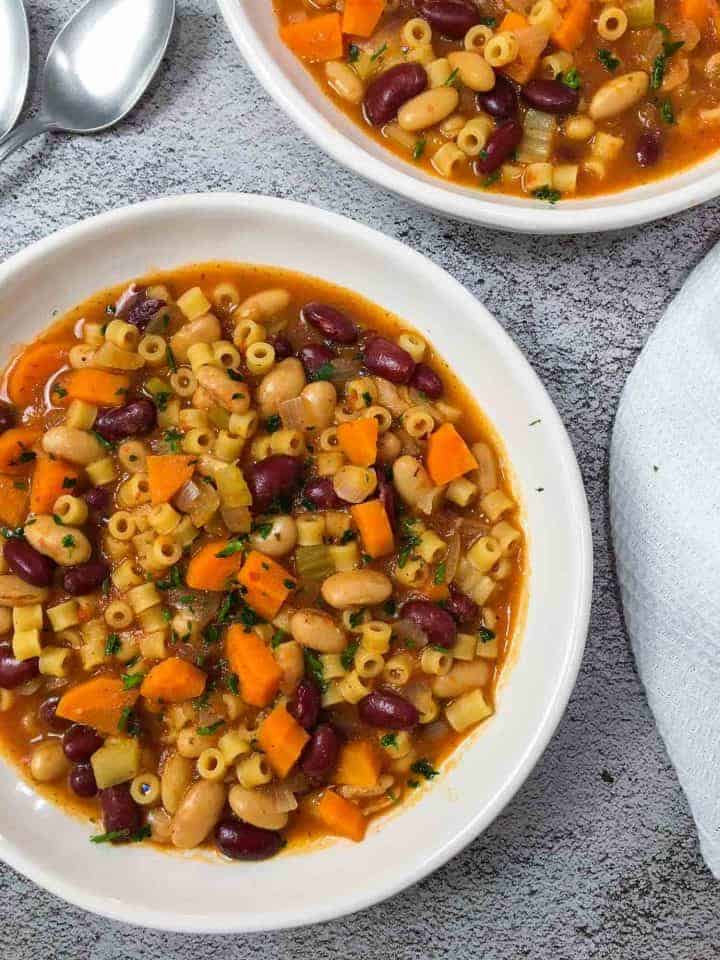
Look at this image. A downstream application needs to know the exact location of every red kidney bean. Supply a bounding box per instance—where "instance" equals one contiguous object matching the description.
[0,643,38,688]
[39,695,68,730]
[409,363,443,399]
[636,130,661,166]
[127,297,166,331]
[0,404,16,435]
[358,690,419,729]
[216,818,283,860]
[402,599,457,648]
[299,343,336,378]
[416,0,480,37]
[474,119,522,175]
[376,474,397,534]
[94,399,157,442]
[100,784,142,837]
[445,585,479,625]
[522,79,579,114]
[302,302,358,344]
[288,678,321,730]
[84,486,111,516]
[363,337,415,384]
[3,537,55,587]
[270,334,293,361]
[63,724,103,763]
[301,724,340,778]
[69,762,98,798]
[364,63,428,126]
[303,477,344,510]
[477,75,518,119]
[63,560,110,596]
[246,454,304,512]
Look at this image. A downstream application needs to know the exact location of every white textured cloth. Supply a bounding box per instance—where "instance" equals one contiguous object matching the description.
[610,248,720,877]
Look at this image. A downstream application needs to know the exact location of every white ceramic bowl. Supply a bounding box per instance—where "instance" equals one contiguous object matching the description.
[216,0,720,234]
[0,194,591,931]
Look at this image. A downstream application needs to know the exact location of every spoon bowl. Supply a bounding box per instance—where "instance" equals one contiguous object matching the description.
[0,0,175,162]
[0,0,30,139]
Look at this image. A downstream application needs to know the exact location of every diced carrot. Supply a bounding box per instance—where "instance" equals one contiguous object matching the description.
[503,24,550,84]
[57,369,130,407]
[499,10,528,31]
[146,454,196,505]
[421,580,450,602]
[337,418,378,467]
[56,675,140,735]
[6,341,72,407]
[258,703,310,777]
[29,455,81,514]
[0,476,29,527]
[342,0,385,36]
[551,0,590,51]
[0,427,42,476]
[335,739,382,789]
[351,499,394,558]
[140,657,206,704]
[681,0,720,29]
[316,789,367,842]
[425,423,478,486]
[237,550,295,621]
[186,539,246,592]
[280,13,344,61]
[226,624,283,708]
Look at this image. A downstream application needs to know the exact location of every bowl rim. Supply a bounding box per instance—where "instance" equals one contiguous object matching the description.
[0,193,593,931]
[216,0,720,235]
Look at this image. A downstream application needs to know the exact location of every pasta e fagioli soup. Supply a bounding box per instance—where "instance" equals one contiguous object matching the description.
[0,262,524,859]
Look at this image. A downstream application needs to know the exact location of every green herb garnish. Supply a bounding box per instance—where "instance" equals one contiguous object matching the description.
[533,186,562,204]
[660,98,675,123]
[61,534,76,550]
[311,362,335,382]
[445,67,460,87]
[412,138,426,162]
[341,639,360,671]
[380,733,398,748]
[434,561,446,585]
[597,48,619,71]
[478,626,496,643]
[121,672,145,690]
[265,414,282,433]
[165,345,177,372]
[91,825,150,844]
[197,719,225,736]
[162,428,183,453]
[370,41,387,61]
[105,633,121,656]
[304,648,327,691]
[348,42,360,63]
[92,431,114,450]
[410,758,439,781]
[560,67,581,89]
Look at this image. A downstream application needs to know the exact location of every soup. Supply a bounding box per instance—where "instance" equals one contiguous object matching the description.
[0,263,524,859]
[274,0,720,199]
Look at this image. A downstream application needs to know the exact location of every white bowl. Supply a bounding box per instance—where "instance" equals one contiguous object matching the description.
[0,193,591,931]
[217,0,720,234]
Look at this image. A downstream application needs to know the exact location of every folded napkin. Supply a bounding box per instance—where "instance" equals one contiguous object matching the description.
[610,247,720,877]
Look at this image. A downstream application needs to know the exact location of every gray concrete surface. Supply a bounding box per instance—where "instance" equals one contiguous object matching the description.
[0,2,718,956]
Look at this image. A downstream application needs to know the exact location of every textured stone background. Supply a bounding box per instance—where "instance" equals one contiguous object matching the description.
[0,1,719,956]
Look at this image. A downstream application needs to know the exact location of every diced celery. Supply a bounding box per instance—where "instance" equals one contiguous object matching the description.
[295,545,335,581]
[625,0,655,29]
[517,109,557,163]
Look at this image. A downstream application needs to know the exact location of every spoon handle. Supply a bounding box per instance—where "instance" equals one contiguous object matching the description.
[0,116,52,164]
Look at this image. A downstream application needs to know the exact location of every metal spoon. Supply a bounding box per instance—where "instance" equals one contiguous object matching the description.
[0,0,175,164]
[0,0,30,139]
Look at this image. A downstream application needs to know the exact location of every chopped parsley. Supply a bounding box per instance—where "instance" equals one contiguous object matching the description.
[560,68,581,89]
[61,534,76,550]
[91,825,151,844]
[651,27,684,90]
[380,733,398,749]
[339,529,357,544]
[341,639,360,671]
[479,15,496,25]
[270,630,287,649]
[397,518,421,568]
[165,344,177,371]
[303,648,327,691]
[157,565,183,590]
[348,42,360,63]
[383,598,397,617]
[1,526,24,540]
[203,623,219,645]
[227,673,239,695]
[216,537,248,558]
[197,719,225,736]
[283,578,296,590]
[533,186,562,204]
[13,480,27,491]
[311,362,335,382]
[16,450,36,464]
[121,672,145,690]
[62,477,77,489]
[117,706,140,736]
[660,98,675,124]
[410,758,439,781]
[265,414,282,433]
[51,383,68,399]
[445,67,460,87]
[483,170,501,188]
[153,391,172,412]
[252,521,273,540]
[412,138,426,162]
[162,428,183,453]
[478,626,496,643]
[105,633,121,656]
[361,391,373,407]
[92,431,114,450]
[597,48,620,72]
[434,561,446,585]
[348,609,365,629]
[370,41,387,62]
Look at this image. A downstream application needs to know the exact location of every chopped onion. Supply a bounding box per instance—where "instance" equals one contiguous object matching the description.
[376,378,409,417]
[328,357,362,383]
[517,107,557,163]
[445,531,461,584]
[393,617,428,648]
[264,783,298,813]
[173,480,202,513]
[279,396,308,431]
[114,283,142,317]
